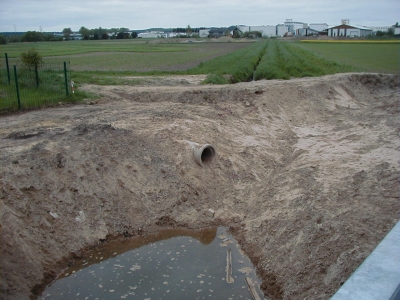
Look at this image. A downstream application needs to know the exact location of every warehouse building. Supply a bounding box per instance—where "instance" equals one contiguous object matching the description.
[326,24,372,37]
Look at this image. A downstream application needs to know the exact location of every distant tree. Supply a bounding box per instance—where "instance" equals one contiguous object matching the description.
[8,35,21,43]
[109,28,119,35]
[387,28,395,36]
[62,28,72,40]
[21,48,43,70]
[62,28,72,34]
[174,28,186,33]
[186,25,192,35]
[92,27,105,39]
[101,33,109,39]
[79,26,90,40]
[0,34,7,44]
[43,33,56,41]
[131,31,138,38]
[21,31,43,42]
[232,29,242,38]
[116,32,125,39]
[120,27,129,32]
[243,31,262,38]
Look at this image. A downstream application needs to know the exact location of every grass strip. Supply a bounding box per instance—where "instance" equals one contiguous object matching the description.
[254,40,353,80]
[187,41,268,83]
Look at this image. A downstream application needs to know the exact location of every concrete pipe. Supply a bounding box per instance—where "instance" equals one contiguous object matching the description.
[193,144,215,167]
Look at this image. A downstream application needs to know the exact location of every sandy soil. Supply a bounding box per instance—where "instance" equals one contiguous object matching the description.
[0,73,399,300]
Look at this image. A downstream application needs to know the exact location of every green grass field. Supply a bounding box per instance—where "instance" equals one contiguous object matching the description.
[0,39,185,58]
[1,38,399,113]
[0,40,252,72]
[2,39,398,75]
[253,40,352,80]
[293,41,400,74]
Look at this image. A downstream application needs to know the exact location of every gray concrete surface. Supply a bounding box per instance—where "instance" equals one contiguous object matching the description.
[331,221,400,300]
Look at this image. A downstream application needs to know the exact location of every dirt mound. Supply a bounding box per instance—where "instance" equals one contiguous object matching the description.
[0,73,399,300]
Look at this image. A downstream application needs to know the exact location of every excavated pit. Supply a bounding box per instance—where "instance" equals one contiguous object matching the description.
[40,227,263,300]
[0,73,399,300]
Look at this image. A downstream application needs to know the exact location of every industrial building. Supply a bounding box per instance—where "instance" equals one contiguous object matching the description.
[237,25,277,37]
[326,24,373,37]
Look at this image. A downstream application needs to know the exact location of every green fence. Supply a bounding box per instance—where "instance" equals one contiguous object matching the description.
[0,54,72,114]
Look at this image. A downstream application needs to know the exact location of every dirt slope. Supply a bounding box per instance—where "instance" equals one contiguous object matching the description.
[0,73,399,299]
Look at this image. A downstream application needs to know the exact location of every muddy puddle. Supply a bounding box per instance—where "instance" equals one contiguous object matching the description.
[39,227,263,299]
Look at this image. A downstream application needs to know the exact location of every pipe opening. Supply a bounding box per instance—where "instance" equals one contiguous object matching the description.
[193,144,215,167]
[201,146,215,164]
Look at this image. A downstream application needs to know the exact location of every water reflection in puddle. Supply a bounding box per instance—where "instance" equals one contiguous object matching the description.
[41,227,263,299]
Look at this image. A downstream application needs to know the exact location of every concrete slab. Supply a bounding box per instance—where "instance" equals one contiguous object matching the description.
[331,221,400,300]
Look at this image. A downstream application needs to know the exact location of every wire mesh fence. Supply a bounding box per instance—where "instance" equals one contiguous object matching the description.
[0,55,72,114]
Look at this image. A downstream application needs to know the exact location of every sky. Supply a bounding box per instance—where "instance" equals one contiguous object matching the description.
[0,0,399,32]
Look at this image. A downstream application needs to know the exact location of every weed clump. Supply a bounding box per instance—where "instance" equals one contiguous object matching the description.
[201,74,229,85]
[21,48,43,70]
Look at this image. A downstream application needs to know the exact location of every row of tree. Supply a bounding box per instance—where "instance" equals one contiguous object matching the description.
[0,31,63,43]
[172,26,205,34]
[0,26,139,44]
[62,27,137,40]
[0,24,205,44]
[375,28,395,37]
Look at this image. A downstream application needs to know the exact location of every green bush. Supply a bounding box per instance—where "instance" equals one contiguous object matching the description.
[201,74,229,84]
[21,48,43,70]
[0,34,7,44]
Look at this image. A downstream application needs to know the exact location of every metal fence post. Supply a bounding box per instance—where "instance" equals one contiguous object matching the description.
[14,65,21,110]
[63,61,69,96]
[35,66,39,87]
[5,53,11,84]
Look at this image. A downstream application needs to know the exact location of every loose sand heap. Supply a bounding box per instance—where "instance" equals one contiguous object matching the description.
[1,73,399,299]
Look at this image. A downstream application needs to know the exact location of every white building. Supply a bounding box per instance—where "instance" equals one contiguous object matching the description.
[284,19,306,35]
[369,26,392,32]
[309,23,329,32]
[326,24,372,37]
[276,24,289,36]
[237,25,250,33]
[296,27,320,36]
[237,25,277,37]
[199,29,210,38]
[138,31,167,38]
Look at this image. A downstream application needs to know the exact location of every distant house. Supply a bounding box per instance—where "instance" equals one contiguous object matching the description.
[326,24,372,37]
[138,31,167,38]
[199,29,210,38]
[53,32,82,40]
[395,26,400,36]
[208,28,225,38]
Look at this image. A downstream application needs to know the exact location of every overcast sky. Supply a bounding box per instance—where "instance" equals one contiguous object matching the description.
[0,0,399,32]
